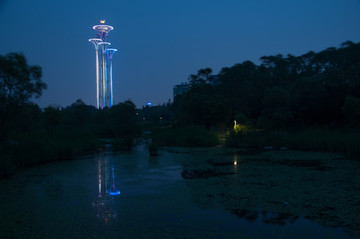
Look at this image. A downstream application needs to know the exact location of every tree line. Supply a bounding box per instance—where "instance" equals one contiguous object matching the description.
[173,41,360,130]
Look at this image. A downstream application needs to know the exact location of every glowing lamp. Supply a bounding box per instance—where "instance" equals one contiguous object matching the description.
[100,20,105,24]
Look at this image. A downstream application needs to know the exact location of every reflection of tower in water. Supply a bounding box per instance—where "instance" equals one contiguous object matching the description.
[110,166,121,196]
[92,154,120,222]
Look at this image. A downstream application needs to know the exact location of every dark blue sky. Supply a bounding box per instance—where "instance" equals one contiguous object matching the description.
[1,0,360,108]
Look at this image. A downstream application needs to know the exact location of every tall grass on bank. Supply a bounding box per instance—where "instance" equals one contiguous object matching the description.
[0,129,101,177]
[226,128,360,155]
[151,126,220,147]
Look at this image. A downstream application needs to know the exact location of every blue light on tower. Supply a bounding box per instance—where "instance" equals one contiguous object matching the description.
[89,20,117,109]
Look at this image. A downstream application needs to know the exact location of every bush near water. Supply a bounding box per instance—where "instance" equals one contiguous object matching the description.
[226,127,360,155]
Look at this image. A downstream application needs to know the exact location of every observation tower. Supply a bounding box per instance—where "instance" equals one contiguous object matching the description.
[89,20,117,109]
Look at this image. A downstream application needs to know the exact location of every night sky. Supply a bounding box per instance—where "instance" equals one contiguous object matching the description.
[1,0,360,108]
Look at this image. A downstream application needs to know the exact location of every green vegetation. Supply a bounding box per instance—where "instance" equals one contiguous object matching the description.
[2,41,360,176]
[11,128,101,166]
[169,41,360,154]
[137,41,360,153]
[174,41,360,130]
[0,53,141,178]
[0,99,141,178]
[226,128,360,155]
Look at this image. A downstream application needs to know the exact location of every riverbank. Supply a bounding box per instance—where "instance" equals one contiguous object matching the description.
[2,125,358,179]
[0,100,142,179]
[0,129,103,178]
[226,127,360,156]
[148,126,360,157]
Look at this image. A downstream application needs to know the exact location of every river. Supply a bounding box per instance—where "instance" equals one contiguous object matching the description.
[0,145,359,239]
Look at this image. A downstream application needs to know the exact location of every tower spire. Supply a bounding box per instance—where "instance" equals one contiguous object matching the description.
[89,21,117,109]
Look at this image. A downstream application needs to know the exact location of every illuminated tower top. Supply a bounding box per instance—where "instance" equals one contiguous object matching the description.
[93,20,114,41]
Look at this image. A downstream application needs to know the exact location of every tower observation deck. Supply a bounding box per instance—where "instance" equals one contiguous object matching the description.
[93,24,114,41]
[89,20,117,109]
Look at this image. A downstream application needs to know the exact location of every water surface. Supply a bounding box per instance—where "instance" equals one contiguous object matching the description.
[0,146,359,238]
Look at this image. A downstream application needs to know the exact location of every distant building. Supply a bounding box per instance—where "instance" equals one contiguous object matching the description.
[173,82,190,98]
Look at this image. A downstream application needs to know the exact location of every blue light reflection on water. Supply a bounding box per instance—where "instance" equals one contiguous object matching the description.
[0,147,358,239]
[109,164,120,196]
[91,148,358,239]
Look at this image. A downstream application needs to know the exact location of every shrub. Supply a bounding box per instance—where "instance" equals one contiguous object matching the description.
[226,127,360,155]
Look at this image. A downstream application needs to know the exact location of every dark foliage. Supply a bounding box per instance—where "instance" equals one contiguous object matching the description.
[0,53,141,177]
[174,41,360,129]
[0,53,47,141]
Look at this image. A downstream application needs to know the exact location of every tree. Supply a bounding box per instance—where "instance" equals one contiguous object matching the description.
[43,106,62,130]
[62,99,96,128]
[109,100,140,137]
[342,95,360,126]
[259,87,293,129]
[178,84,228,130]
[0,53,46,105]
[108,100,141,150]
[188,68,215,85]
[218,61,266,121]
[0,53,47,140]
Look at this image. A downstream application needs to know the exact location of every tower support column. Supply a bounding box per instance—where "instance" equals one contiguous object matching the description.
[89,20,117,109]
